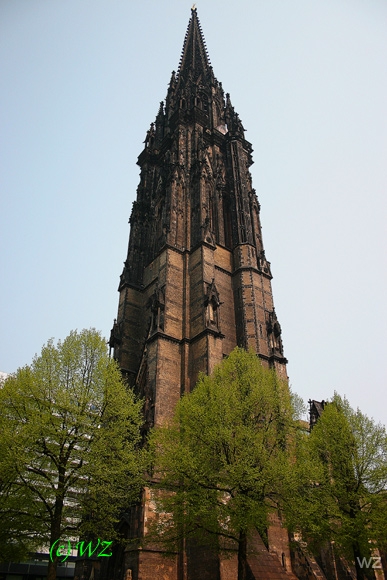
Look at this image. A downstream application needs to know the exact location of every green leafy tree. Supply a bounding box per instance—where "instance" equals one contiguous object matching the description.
[288,394,387,580]
[0,329,146,580]
[150,347,301,580]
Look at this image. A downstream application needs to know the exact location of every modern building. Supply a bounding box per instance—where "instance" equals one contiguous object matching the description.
[0,554,76,580]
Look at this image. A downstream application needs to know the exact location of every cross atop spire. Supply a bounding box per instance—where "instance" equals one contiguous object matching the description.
[177,7,212,83]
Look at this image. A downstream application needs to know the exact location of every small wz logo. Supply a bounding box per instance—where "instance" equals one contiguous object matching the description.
[357,556,382,569]
[49,539,112,563]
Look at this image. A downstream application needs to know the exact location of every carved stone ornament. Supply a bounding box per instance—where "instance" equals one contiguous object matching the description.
[147,284,166,334]
[202,216,215,245]
[266,309,283,355]
[258,249,272,276]
[204,279,221,328]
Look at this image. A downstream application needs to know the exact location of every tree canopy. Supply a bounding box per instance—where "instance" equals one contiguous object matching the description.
[0,329,146,579]
[150,347,302,580]
[287,393,387,580]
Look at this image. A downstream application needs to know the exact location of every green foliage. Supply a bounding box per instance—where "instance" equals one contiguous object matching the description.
[287,393,387,567]
[0,329,146,563]
[150,348,300,557]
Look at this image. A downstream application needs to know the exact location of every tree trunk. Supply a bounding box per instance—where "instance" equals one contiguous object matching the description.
[47,494,65,580]
[353,542,376,580]
[47,554,59,580]
[238,530,248,580]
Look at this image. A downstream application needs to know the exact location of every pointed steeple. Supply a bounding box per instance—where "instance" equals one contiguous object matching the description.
[163,8,224,129]
[177,7,212,84]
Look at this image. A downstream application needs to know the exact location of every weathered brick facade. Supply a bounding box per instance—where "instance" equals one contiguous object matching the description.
[110,7,287,421]
[109,8,295,580]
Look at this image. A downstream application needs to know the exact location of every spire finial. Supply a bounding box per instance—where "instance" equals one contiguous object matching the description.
[176,4,211,79]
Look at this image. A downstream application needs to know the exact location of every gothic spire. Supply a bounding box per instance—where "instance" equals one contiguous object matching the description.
[176,7,212,84]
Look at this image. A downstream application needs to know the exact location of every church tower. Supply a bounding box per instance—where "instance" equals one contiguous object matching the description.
[108,8,293,580]
[110,7,287,434]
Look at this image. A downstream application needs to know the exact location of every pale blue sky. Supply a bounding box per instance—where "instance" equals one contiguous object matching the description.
[1,0,386,424]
